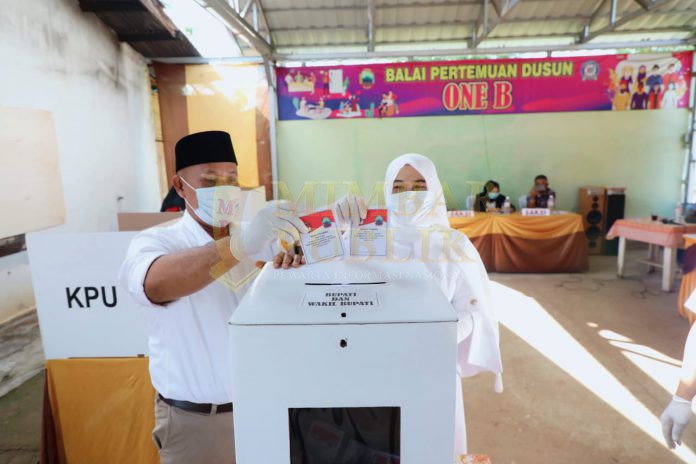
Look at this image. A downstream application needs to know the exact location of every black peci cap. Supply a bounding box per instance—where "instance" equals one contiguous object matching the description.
[175,130,237,172]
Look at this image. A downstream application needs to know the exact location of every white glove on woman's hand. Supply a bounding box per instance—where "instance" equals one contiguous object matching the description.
[332,194,367,228]
[661,395,693,449]
[229,200,308,260]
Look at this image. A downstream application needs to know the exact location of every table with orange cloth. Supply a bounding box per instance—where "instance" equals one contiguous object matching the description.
[448,212,588,273]
[606,219,696,292]
[40,357,158,464]
[678,234,696,324]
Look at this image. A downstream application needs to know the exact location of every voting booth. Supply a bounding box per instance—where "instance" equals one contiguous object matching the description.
[229,260,458,464]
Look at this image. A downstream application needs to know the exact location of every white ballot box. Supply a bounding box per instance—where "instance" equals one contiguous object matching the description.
[228,260,458,464]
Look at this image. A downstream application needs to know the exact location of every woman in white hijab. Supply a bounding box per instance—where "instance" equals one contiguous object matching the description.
[334,153,503,458]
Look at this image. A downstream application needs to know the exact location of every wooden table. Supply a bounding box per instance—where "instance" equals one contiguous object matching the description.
[448,212,588,273]
[606,219,696,292]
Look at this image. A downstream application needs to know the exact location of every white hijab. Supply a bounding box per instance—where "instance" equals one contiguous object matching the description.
[383,153,450,229]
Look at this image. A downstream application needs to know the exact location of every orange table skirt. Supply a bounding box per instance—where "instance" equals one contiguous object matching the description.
[449,213,589,273]
[41,358,157,464]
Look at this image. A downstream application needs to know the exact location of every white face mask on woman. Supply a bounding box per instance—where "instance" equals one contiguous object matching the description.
[181,177,241,227]
[386,190,436,227]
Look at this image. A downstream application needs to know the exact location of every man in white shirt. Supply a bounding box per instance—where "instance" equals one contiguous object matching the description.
[119,131,306,463]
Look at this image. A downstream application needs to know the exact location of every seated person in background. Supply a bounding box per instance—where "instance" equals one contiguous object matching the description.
[527,174,556,208]
[475,180,515,212]
[160,186,185,212]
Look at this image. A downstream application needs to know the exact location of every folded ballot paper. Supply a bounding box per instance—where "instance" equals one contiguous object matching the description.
[299,209,389,263]
[350,209,388,257]
[299,210,344,264]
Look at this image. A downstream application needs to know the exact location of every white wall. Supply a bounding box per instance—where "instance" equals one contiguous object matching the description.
[0,0,160,321]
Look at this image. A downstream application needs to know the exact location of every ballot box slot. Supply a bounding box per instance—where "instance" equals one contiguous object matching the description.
[288,406,400,464]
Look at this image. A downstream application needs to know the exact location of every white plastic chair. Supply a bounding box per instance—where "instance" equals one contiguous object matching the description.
[465,195,475,210]
[518,195,528,209]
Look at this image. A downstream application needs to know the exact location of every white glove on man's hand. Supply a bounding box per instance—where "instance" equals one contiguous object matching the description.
[332,194,367,228]
[229,200,308,261]
[661,395,693,449]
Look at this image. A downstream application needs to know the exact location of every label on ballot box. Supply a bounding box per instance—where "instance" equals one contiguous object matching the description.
[350,209,388,256]
[301,287,380,309]
[522,208,551,217]
[299,210,344,264]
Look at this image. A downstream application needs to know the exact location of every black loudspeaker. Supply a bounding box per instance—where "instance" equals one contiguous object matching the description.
[578,187,607,254]
[603,188,626,255]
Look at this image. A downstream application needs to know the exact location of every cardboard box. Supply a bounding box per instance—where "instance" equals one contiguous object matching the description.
[229,260,458,463]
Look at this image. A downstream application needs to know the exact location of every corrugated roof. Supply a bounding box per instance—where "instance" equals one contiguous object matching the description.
[259,0,695,54]
[78,0,200,57]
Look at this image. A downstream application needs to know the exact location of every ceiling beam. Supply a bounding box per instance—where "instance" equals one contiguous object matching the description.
[579,0,608,41]
[269,15,599,34]
[202,0,273,57]
[634,0,663,11]
[236,0,273,45]
[273,37,696,62]
[240,0,254,17]
[473,0,521,47]
[265,1,479,14]
[582,0,674,42]
[270,26,695,50]
[633,0,653,10]
[255,0,274,45]
[490,0,502,17]
[149,36,696,64]
[264,0,565,14]
[367,0,376,52]
[269,8,694,35]
[609,0,618,25]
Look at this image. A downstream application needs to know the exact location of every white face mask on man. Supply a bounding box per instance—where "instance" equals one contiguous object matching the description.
[181,177,241,227]
[386,190,436,227]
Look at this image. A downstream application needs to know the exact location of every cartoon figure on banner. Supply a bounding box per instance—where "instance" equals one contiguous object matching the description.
[648,82,662,109]
[619,65,634,93]
[286,70,315,93]
[378,90,399,118]
[664,63,679,87]
[612,80,631,111]
[611,54,688,111]
[662,82,679,109]
[321,70,330,96]
[636,65,647,86]
[338,92,362,118]
[631,82,648,110]
[646,65,663,92]
[295,95,332,120]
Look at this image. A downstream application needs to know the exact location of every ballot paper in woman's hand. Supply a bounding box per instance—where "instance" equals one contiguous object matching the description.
[299,210,344,264]
[350,209,388,256]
